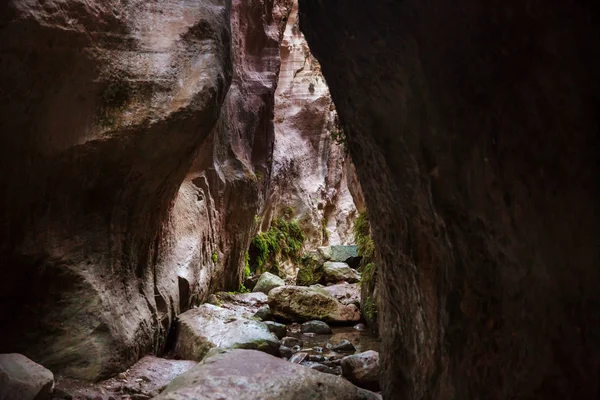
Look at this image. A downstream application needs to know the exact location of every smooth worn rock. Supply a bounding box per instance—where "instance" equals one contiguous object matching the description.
[340,351,380,392]
[289,352,309,364]
[332,340,356,353]
[175,304,279,361]
[278,346,293,359]
[154,349,380,400]
[353,324,367,332]
[323,262,361,284]
[0,354,54,400]
[0,0,290,381]
[322,283,360,306]
[301,320,332,334]
[54,356,196,399]
[268,286,360,323]
[281,337,303,348]
[264,321,287,339]
[253,305,272,321]
[253,272,286,295]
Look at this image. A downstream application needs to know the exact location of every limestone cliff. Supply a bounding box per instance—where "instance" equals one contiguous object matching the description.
[0,0,290,381]
[265,1,359,248]
[300,1,600,399]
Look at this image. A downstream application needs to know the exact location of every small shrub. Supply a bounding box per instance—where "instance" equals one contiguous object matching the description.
[249,217,306,274]
[211,251,218,263]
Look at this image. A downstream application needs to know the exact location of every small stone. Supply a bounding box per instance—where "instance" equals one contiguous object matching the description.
[289,352,309,364]
[291,345,302,353]
[279,345,293,359]
[314,346,324,353]
[264,321,287,339]
[281,336,303,348]
[253,305,271,321]
[353,323,367,331]
[117,372,127,380]
[301,320,332,334]
[332,339,356,352]
[308,355,326,362]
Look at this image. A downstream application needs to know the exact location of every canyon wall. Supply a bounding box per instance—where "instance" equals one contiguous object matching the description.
[0,0,290,381]
[265,1,358,248]
[299,1,600,399]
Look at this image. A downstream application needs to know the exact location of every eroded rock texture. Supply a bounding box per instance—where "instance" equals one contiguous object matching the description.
[299,1,600,399]
[265,1,358,246]
[0,0,290,381]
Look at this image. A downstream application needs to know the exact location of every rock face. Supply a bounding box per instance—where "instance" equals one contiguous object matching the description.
[268,286,360,322]
[175,304,280,361]
[299,1,600,400]
[264,0,360,246]
[322,283,360,307]
[155,349,380,400]
[0,0,290,379]
[0,354,54,400]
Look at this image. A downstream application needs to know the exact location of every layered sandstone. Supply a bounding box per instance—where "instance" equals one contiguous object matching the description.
[299,1,600,399]
[265,1,359,247]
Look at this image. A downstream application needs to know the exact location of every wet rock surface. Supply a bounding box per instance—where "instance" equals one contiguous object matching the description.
[175,304,279,361]
[301,320,332,334]
[0,353,54,400]
[268,286,360,322]
[53,356,196,400]
[154,349,380,400]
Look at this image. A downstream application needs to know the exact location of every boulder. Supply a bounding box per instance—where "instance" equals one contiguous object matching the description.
[175,304,279,361]
[253,272,286,295]
[341,351,380,391]
[301,320,332,334]
[332,340,356,352]
[264,321,287,339]
[206,292,269,319]
[322,283,360,306]
[253,305,272,321]
[268,286,361,323]
[0,353,54,400]
[244,274,262,291]
[329,245,361,268]
[154,349,380,400]
[323,262,361,284]
[278,346,293,359]
[296,252,326,286]
[281,337,303,348]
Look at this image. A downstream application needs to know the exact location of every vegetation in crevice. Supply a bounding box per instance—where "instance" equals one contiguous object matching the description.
[355,211,378,332]
[248,216,306,275]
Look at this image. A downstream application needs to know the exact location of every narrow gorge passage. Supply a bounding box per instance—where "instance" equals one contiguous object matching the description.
[1,0,599,400]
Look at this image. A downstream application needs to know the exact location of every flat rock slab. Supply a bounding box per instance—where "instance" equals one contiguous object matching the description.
[0,353,54,400]
[206,292,268,319]
[268,286,360,323]
[54,356,197,399]
[322,282,361,306]
[175,304,280,361]
[323,262,361,284]
[154,349,381,400]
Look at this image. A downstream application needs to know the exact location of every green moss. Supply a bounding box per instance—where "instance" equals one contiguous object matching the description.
[243,252,251,279]
[249,217,305,274]
[211,251,218,263]
[354,211,375,261]
[363,295,378,322]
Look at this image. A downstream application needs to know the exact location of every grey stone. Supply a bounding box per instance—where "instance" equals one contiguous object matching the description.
[279,346,293,359]
[253,272,286,295]
[281,337,303,348]
[253,305,272,321]
[0,353,54,400]
[332,340,356,352]
[301,320,332,334]
[264,321,287,339]
[175,304,280,361]
[323,262,361,284]
[289,352,309,364]
[341,351,380,391]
